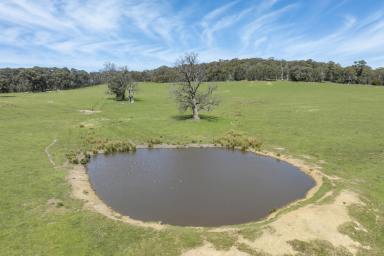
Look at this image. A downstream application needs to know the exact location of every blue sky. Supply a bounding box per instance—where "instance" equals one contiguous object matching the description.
[0,0,383,71]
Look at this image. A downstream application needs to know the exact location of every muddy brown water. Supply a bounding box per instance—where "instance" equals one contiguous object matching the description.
[87,148,315,227]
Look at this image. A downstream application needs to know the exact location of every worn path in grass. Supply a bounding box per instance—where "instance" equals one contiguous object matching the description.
[1,81,383,255]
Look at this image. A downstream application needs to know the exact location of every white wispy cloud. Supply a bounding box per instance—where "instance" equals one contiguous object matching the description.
[201,5,253,46]
[0,0,383,70]
[279,12,384,64]
[241,3,296,49]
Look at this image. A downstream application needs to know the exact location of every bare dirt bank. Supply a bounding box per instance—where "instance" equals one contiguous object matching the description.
[68,164,164,230]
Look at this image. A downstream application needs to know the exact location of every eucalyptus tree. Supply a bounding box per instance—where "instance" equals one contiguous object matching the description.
[173,53,219,120]
[104,63,138,102]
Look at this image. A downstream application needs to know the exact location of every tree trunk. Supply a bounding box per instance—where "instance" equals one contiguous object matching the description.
[119,92,125,101]
[192,107,199,120]
[128,89,134,103]
[192,98,199,120]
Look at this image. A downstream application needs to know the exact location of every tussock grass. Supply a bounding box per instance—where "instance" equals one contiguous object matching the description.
[214,130,262,151]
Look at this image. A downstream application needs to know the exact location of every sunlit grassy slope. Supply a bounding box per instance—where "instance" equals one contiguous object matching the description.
[0,81,383,255]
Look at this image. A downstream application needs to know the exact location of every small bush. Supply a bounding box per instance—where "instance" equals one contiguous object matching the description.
[93,140,132,153]
[147,138,162,148]
[147,138,162,145]
[65,151,79,164]
[214,130,262,151]
[66,139,136,165]
[371,80,382,86]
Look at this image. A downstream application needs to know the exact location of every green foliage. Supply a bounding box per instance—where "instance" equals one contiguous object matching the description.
[147,138,162,148]
[104,63,137,102]
[214,130,262,151]
[118,58,384,86]
[0,67,97,93]
[106,70,129,100]
[66,139,136,165]
[66,151,79,164]
[95,140,136,154]
[66,151,91,165]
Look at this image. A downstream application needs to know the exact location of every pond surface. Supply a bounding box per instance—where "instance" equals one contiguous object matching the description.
[87,148,315,227]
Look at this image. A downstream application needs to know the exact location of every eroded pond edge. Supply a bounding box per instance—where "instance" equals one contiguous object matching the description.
[67,144,324,230]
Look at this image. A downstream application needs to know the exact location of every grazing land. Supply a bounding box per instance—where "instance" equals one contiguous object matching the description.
[1,81,383,255]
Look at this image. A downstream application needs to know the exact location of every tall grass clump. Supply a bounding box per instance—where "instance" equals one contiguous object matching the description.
[147,138,162,148]
[66,139,136,165]
[94,140,136,154]
[214,130,262,151]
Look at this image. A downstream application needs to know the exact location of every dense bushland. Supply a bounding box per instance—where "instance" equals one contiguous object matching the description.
[132,58,384,86]
[0,67,101,93]
[2,58,384,94]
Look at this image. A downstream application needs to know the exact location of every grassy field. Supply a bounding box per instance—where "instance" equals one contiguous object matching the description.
[0,81,383,255]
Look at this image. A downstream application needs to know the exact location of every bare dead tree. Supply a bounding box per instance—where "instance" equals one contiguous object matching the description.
[127,81,138,103]
[173,53,219,120]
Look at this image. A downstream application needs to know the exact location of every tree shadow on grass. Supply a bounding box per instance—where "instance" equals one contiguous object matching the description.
[172,114,220,122]
[131,97,144,102]
[105,97,144,102]
[0,95,16,98]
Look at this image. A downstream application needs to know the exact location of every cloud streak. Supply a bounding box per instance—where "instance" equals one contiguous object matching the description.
[0,0,383,70]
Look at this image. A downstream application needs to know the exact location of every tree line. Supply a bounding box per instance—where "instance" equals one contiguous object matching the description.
[1,57,383,94]
[129,58,384,86]
[0,67,100,93]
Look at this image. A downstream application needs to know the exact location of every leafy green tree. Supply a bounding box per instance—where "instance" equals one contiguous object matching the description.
[104,63,137,102]
[290,65,313,81]
[353,60,371,84]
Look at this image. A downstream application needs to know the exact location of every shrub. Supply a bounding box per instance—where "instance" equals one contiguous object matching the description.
[65,151,79,164]
[89,139,136,154]
[147,138,162,145]
[147,138,162,148]
[371,79,382,86]
[214,130,262,151]
[66,140,136,165]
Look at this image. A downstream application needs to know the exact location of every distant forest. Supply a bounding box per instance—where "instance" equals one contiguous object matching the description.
[0,67,101,93]
[132,58,384,85]
[1,58,384,93]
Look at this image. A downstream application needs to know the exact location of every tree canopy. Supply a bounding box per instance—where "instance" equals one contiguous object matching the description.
[103,63,137,102]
